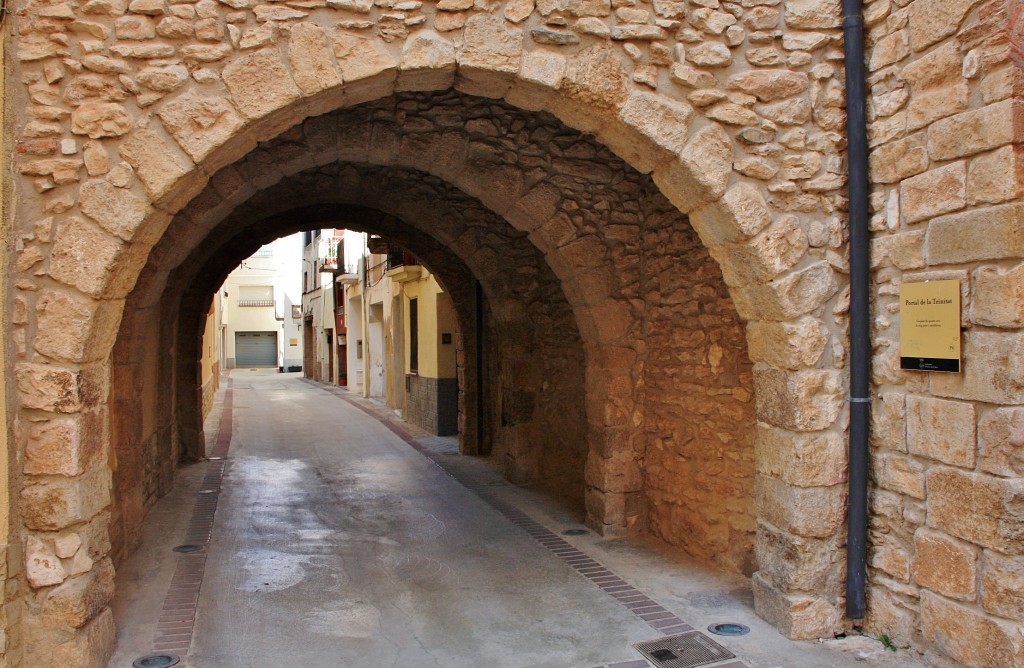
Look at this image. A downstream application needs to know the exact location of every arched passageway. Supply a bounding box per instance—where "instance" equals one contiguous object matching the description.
[12,57,847,665]
[111,91,759,580]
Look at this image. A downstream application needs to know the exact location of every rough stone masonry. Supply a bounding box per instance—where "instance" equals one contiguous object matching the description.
[3,0,1022,665]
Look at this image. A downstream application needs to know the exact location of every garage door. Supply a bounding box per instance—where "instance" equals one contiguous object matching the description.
[235,331,278,367]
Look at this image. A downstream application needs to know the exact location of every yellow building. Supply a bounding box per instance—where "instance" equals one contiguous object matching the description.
[341,242,459,436]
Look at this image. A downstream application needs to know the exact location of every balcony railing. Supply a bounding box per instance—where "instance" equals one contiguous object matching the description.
[386,249,418,271]
[318,236,344,272]
[238,299,275,307]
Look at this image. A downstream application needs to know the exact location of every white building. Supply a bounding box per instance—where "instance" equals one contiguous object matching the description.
[220,234,304,370]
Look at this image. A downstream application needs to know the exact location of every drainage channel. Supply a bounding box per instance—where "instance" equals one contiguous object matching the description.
[134,376,234,668]
[314,382,749,668]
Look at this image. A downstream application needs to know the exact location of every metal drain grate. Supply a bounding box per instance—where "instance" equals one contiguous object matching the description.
[634,631,735,668]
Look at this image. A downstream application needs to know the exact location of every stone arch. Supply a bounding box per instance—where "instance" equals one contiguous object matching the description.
[10,13,853,660]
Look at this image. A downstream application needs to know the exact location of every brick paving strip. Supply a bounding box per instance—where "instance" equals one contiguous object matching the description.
[147,376,235,667]
[314,382,748,668]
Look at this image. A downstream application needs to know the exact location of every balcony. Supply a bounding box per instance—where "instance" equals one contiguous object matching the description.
[317,236,344,272]
[238,299,275,307]
[385,250,421,283]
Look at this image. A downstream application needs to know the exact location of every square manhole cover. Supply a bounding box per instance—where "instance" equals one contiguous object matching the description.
[634,631,735,668]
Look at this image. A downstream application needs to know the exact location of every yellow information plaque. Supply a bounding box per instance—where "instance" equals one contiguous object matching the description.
[899,279,961,372]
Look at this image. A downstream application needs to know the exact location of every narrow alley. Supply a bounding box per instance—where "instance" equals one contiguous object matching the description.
[107,371,921,668]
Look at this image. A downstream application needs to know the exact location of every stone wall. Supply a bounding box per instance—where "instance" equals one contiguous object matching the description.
[8,0,1023,662]
[407,374,459,435]
[861,1,1024,665]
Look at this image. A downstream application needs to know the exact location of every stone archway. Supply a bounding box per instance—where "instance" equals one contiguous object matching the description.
[10,10,850,662]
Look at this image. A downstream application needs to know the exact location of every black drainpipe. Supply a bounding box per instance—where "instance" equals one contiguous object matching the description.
[842,0,870,620]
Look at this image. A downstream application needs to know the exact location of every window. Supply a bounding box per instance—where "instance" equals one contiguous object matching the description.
[409,298,418,373]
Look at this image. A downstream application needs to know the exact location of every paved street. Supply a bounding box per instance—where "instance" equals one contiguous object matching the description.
[109,371,924,668]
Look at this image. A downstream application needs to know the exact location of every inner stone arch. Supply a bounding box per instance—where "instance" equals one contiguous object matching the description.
[109,91,759,578]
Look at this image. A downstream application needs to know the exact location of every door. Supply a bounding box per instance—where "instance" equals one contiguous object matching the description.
[235,331,278,367]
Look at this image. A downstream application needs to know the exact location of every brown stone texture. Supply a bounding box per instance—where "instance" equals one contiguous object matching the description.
[905,395,976,468]
[981,551,1024,622]
[912,529,979,601]
[926,467,1024,555]
[921,591,1024,667]
[978,407,1024,478]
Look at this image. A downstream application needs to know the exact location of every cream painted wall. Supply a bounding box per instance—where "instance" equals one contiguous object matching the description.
[402,273,457,380]
[220,233,303,368]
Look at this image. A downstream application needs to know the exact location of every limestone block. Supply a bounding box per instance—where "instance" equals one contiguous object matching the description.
[755,423,845,487]
[690,182,771,246]
[746,316,828,370]
[398,30,456,91]
[870,230,925,270]
[41,558,115,629]
[25,537,68,589]
[754,367,843,433]
[913,529,979,601]
[686,42,732,67]
[728,70,809,102]
[158,91,246,163]
[968,145,1024,206]
[22,470,110,532]
[928,100,1020,162]
[136,65,189,93]
[900,162,966,224]
[15,364,81,414]
[55,534,83,559]
[978,407,1024,478]
[982,551,1024,620]
[715,214,808,285]
[921,591,1024,667]
[926,466,1024,554]
[33,291,96,363]
[906,395,976,468]
[222,48,301,120]
[872,451,926,499]
[333,31,399,104]
[871,532,912,581]
[51,608,115,668]
[555,45,627,128]
[26,415,103,477]
[78,179,147,242]
[783,0,840,29]
[505,50,565,111]
[457,14,522,96]
[596,91,693,173]
[757,475,843,536]
[584,451,641,493]
[869,29,909,71]
[931,330,1024,405]
[288,23,342,96]
[904,58,970,129]
[971,263,1024,329]
[755,520,841,591]
[926,203,1024,266]
[752,571,841,640]
[118,127,196,207]
[70,102,133,139]
[864,585,918,648]
[869,135,929,184]
[731,261,840,322]
[908,0,985,50]
[652,123,731,214]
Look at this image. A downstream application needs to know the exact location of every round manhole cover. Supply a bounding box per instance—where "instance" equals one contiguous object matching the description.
[562,529,588,536]
[708,622,750,636]
[172,544,202,554]
[132,654,181,668]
